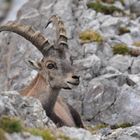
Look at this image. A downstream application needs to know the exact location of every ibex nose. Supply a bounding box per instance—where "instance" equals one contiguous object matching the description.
[72,75,80,80]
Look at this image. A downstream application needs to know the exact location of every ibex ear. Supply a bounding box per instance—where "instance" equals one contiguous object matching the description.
[27,59,42,70]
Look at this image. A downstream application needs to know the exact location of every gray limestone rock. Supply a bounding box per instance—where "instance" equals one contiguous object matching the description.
[108,55,132,73]
[60,127,101,140]
[0,91,56,128]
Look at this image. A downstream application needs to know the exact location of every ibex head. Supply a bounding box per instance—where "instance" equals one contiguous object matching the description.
[0,15,80,90]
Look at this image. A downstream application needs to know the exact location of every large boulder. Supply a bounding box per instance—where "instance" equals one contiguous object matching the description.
[0,91,55,128]
[83,74,140,126]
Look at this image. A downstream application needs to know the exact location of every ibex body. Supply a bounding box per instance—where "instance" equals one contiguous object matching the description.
[0,16,84,128]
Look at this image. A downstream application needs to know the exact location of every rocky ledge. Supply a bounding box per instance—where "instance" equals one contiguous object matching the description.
[1,91,140,140]
[1,0,140,139]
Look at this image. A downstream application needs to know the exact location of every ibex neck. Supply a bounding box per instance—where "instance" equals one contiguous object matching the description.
[21,74,60,116]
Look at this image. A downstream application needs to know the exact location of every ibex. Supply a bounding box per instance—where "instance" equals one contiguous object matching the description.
[0,15,84,128]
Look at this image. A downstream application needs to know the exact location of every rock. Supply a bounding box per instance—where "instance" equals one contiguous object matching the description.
[2,1,140,140]
[75,54,101,78]
[100,66,121,75]
[6,132,43,140]
[60,127,101,140]
[84,43,98,56]
[130,1,140,17]
[78,9,97,30]
[0,0,12,23]
[101,16,120,36]
[101,16,120,27]
[108,55,132,73]
[0,91,56,128]
[83,78,140,125]
[112,85,140,125]
[113,1,124,10]
[83,76,119,121]
[119,33,133,45]
[104,126,140,140]
[122,0,137,9]
[126,74,140,86]
[131,56,140,74]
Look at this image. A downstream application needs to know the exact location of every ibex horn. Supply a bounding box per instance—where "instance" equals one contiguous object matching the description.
[0,22,52,56]
[45,15,68,48]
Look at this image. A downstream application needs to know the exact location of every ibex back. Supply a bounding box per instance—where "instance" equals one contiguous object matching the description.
[0,15,84,128]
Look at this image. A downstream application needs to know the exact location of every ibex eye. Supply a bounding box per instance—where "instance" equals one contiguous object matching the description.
[47,63,55,69]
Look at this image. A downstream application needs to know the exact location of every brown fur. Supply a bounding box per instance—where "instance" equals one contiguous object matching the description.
[21,73,84,128]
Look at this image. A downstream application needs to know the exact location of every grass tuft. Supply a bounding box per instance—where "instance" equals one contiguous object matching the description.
[111,122,133,129]
[87,2,123,15]
[79,30,103,43]
[0,116,72,140]
[112,44,129,55]
[0,116,23,133]
[26,128,56,140]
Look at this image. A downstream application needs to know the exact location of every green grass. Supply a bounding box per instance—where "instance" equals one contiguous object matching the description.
[0,116,72,140]
[87,2,123,15]
[0,116,23,133]
[111,122,133,129]
[26,128,56,140]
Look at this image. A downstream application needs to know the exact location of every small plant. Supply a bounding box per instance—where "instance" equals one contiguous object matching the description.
[0,116,72,140]
[0,116,23,133]
[111,122,133,129]
[112,44,129,55]
[87,2,123,15]
[79,30,103,43]
[26,128,56,140]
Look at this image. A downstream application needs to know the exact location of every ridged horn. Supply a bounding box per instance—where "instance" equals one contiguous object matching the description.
[45,15,68,48]
[0,22,52,56]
